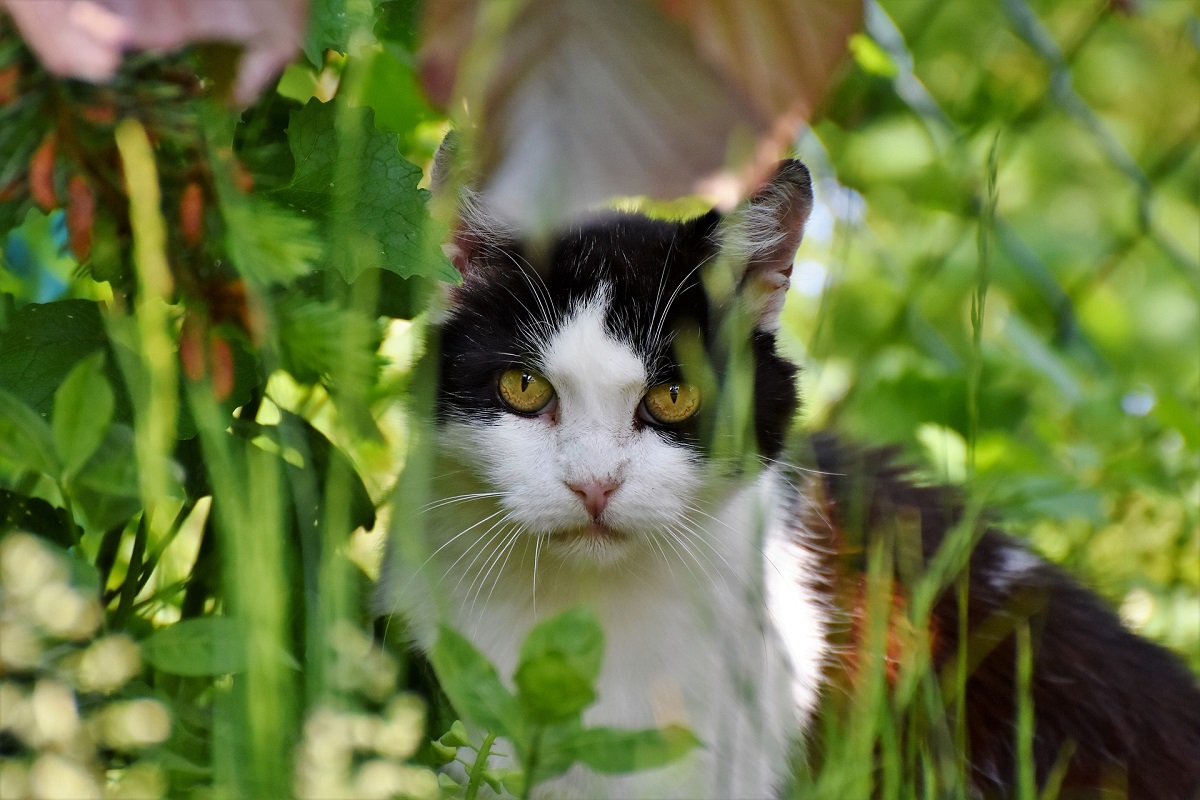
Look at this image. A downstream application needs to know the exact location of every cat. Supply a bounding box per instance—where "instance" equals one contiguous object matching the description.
[377,153,1200,799]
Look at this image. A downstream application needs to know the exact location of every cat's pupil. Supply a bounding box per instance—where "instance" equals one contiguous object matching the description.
[669,384,679,403]
[521,373,531,392]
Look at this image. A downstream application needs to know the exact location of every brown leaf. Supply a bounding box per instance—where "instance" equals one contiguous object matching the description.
[209,335,234,402]
[29,132,58,210]
[66,174,96,260]
[179,181,204,248]
[1,0,308,104]
[0,65,18,106]
[179,314,207,383]
[422,0,859,231]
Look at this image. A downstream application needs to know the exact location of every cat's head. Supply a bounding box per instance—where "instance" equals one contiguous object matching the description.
[431,157,813,565]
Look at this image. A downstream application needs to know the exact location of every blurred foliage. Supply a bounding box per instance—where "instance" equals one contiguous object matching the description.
[0,0,1197,797]
[784,0,1199,666]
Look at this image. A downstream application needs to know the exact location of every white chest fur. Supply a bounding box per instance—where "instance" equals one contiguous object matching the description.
[379,466,830,800]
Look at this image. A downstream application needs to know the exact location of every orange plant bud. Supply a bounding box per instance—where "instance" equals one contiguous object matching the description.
[80,104,117,124]
[66,175,96,260]
[209,335,235,402]
[29,132,58,210]
[0,66,18,105]
[179,315,207,382]
[179,182,205,247]
[232,159,255,193]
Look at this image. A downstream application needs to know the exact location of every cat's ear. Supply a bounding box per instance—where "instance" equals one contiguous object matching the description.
[430,132,513,283]
[718,159,814,330]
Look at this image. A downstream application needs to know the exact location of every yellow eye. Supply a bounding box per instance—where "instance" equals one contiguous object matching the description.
[641,382,700,425]
[498,368,556,414]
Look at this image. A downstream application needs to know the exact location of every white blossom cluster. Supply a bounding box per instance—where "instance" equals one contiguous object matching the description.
[0,533,172,800]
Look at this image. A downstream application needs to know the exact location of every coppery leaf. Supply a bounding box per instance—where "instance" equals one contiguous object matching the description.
[179,181,204,248]
[29,131,57,210]
[66,174,96,260]
[1,0,308,104]
[421,0,859,231]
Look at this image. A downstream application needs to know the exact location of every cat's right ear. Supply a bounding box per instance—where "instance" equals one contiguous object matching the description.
[716,159,814,331]
[430,132,512,286]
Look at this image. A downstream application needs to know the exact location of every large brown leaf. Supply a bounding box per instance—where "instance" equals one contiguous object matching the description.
[421,0,860,230]
[2,0,307,103]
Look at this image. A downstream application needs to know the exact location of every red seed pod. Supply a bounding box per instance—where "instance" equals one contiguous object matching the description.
[66,175,96,260]
[80,104,117,124]
[179,315,207,383]
[0,66,18,106]
[29,132,57,210]
[179,182,205,247]
[209,335,235,402]
[232,159,255,193]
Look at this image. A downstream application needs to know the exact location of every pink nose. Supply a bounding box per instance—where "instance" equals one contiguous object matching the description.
[567,480,619,519]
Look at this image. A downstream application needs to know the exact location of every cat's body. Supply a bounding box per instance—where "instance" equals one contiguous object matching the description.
[377,158,1200,798]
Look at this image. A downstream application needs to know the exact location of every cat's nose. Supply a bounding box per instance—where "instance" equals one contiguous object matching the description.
[567,480,619,519]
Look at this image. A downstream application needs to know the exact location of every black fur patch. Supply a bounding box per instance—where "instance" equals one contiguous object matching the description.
[436,209,798,459]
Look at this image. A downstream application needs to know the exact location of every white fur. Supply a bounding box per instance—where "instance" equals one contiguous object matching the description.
[378,291,829,799]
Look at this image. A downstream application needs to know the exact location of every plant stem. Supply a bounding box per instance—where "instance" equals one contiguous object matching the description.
[465,731,497,800]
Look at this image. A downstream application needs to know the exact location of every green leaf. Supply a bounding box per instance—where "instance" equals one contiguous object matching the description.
[0,299,123,418]
[303,0,375,65]
[223,194,324,286]
[429,625,525,746]
[0,388,58,475]
[514,606,604,724]
[53,351,115,477]
[142,617,247,677]
[538,725,700,782]
[276,295,381,388]
[273,98,456,283]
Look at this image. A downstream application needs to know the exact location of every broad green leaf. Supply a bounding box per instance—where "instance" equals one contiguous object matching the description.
[429,625,524,745]
[223,194,324,286]
[0,388,58,475]
[142,617,247,677]
[53,351,115,477]
[302,0,374,65]
[0,299,125,418]
[273,99,456,283]
[514,606,605,724]
[537,724,700,783]
[276,295,381,388]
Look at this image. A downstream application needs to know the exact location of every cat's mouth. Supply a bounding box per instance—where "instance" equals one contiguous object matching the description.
[553,521,629,543]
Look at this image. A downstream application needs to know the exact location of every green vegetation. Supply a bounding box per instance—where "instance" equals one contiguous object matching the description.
[0,1,1196,798]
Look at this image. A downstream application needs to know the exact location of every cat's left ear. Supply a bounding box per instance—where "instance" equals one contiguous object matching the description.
[718,159,814,330]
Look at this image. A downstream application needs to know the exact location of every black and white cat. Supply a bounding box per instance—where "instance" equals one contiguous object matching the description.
[378,156,1200,799]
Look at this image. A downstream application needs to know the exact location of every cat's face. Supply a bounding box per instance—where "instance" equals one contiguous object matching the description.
[433,161,812,566]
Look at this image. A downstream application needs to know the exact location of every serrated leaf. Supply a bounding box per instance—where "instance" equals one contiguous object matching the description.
[223,194,324,285]
[277,295,381,387]
[53,351,115,477]
[429,625,525,747]
[142,617,247,677]
[273,98,456,283]
[514,606,605,724]
[0,387,58,475]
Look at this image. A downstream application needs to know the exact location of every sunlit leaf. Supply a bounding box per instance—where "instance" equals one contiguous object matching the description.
[53,350,115,476]
[222,194,323,286]
[274,98,456,282]
[514,606,604,724]
[538,724,700,781]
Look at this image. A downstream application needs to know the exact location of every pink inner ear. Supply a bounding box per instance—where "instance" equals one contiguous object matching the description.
[729,160,814,328]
